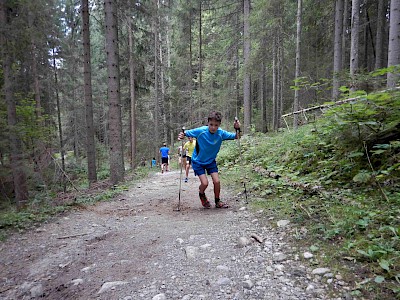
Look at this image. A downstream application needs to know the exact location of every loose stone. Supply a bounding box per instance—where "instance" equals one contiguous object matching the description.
[152,293,166,300]
[272,252,287,262]
[311,268,331,275]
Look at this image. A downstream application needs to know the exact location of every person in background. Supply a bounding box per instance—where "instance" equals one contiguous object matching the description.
[151,157,157,168]
[178,111,241,208]
[177,143,187,168]
[159,142,170,173]
[183,136,196,183]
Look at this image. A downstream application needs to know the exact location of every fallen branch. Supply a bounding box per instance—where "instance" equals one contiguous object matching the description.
[282,87,400,119]
[56,232,92,239]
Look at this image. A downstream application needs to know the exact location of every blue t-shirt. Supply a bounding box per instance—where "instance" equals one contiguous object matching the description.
[184,126,236,165]
[159,147,169,158]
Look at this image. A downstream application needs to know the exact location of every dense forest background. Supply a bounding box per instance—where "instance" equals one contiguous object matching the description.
[0,0,399,206]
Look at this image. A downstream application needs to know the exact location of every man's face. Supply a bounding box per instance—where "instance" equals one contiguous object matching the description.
[188,137,193,142]
[208,120,220,134]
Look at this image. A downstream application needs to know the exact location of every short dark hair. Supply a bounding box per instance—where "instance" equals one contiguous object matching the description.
[208,111,222,123]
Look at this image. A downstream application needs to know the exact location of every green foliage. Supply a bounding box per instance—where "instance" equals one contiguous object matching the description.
[0,205,66,231]
[218,88,400,298]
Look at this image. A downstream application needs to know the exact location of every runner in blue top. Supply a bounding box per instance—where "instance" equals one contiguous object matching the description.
[159,143,170,173]
[178,111,241,209]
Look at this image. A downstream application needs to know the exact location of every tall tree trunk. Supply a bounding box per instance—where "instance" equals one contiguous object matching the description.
[198,0,203,121]
[375,0,385,70]
[259,61,265,132]
[272,36,278,131]
[104,0,124,184]
[387,0,400,87]
[243,0,251,134]
[128,18,137,170]
[81,0,97,184]
[160,29,167,144]
[278,29,283,130]
[0,0,29,206]
[165,3,174,146]
[350,0,360,91]
[188,7,193,123]
[294,0,302,129]
[53,49,66,192]
[333,0,344,100]
[153,0,160,154]
[235,1,241,118]
[363,0,368,71]
[341,0,349,69]
[29,14,48,184]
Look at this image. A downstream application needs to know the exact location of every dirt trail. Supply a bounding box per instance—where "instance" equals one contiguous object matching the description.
[0,170,342,300]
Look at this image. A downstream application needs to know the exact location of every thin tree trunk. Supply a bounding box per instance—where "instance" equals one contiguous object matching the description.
[341,0,349,69]
[375,0,385,70]
[243,0,251,134]
[104,0,124,184]
[350,0,360,91]
[272,37,277,131]
[160,29,167,144]
[198,0,203,120]
[294,0,302,129]
[278,31,283,130]
[188,7,193,123]
[29,16,48,184]
[0,0,29,206]
[53,49,66,192]
[128,18,136,170]
[363,0,369,71]
[333,0,344,100]
[165,2,174,146]
[81,0,97,184]
[387,0,400,87]
[153,0,159,153]
[259,61,265,132]
[235,1,241,118]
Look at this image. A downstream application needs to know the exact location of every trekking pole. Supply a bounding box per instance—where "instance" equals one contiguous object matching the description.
[235,117,248,204]
[175,127,185,211]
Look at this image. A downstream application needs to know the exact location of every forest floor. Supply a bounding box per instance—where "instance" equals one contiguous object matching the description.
[0,168,350,300]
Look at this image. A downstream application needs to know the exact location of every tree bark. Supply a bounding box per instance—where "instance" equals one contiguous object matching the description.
[341,0,349,69]
[153,0,160,154]
[53,49,66,192]
[81,0,97,184]
[198,0,203,121]
[0,0,29,206]
[259,60,265,132]
[160,28,167,144]
[350,0,360,91]
[333,0,344,100]
[243,0,251,134]
[387,0,400,87]
[294,0,302,129]
[128,18,137,170]
[104,0,124,184]
[272,36,278,130]
[375,0,385,70]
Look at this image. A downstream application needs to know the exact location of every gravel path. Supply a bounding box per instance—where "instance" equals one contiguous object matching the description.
[0,170,346,299]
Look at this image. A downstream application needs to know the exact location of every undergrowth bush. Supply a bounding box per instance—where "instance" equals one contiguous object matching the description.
[219,88,400,298]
